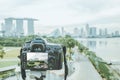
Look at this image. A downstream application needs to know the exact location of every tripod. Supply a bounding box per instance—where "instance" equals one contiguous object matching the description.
[34,71,46,80]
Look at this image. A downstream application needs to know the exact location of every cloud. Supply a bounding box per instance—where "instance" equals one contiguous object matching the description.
[0,0,35,18]
[0,0,120,26]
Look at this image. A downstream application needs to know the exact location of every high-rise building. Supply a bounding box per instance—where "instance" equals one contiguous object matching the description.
[73,27,80,37]
[4,18,13,36]
[1,23,4,31]
[0,23,5,37]
[61,27,65,36]
[80,28,84,37]
[105,28,107,36]
[99,29,103,37]
[2,18,39,36]
[26,18,38,35]
[99,28,108,37]
[16,19,24,36]
[115,31,119,36]
[83,24,89,37]
[85,24,89,33]
[89,27,96,37]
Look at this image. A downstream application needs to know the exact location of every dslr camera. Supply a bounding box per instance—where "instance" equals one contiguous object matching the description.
[20,38,63,71]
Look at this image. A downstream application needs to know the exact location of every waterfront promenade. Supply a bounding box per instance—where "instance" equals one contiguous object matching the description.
[67,54,102,80]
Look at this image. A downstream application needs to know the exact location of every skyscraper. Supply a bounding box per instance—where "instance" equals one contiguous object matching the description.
[61,27,65,36]
[26,18,37,35]
[89,27,96,37]
[3,17,38,36]
[73,27,80,37]
[99,28,108,37]
[16,19,24,36]
[104,28,108,36]
[83,24,89,37]
[85,24,89,33]
[115,31,119,36]
[4,18,13,36]
[99,29,103,37]
[80,28,84,37]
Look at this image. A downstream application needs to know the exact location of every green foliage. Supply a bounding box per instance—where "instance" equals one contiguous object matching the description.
[0,35,39,47]
[0,45,5,58]
[78,43,86,53]
[46,36,77,60]
[86,51,97,57]
[46,36,76,49]
[0,36,38,58]
[64,37,76,49]
[77,42,90,54]
[0,45,3,49]
[98,62,112,79]
[86,50,115,80]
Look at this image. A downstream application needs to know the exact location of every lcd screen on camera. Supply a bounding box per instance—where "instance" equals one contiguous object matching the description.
[26,52,48,70]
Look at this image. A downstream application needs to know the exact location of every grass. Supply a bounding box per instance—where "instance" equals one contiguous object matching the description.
[0,47,21,68]
[0,61,18,68]
[4,47,21,58]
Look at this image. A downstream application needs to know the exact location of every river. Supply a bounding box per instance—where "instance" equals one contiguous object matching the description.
[76,38,120,62]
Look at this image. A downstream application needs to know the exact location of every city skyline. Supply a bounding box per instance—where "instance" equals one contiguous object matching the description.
[0,17,37,36]
[0,0,120,35]
[0,19,120,37]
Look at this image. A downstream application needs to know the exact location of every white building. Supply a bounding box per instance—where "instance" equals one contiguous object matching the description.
[88,27,97,37]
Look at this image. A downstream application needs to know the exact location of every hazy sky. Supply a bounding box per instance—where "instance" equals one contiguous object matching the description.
[0,0,120,34]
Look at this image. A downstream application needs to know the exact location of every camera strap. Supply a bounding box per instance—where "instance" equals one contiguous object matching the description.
[63,46,68,80]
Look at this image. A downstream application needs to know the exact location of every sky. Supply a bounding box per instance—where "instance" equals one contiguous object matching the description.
[0,0,120,34]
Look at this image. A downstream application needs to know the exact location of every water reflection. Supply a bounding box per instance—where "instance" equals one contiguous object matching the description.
[79,40,107,49]
[76,38,120,61]
[99,41,107,47]
[87,41,96,49]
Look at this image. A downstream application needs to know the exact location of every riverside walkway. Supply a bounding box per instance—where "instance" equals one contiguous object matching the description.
[67,47,102,80]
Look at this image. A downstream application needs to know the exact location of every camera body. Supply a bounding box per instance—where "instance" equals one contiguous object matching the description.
[20,38,63,71]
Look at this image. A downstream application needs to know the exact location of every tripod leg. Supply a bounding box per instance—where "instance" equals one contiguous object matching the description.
[21,64,26,80]
[34,75,44,80]
[39,71,46,80]
[21,68,26,80]
[40,76,44,80]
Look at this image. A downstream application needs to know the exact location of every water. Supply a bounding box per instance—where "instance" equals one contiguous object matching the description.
[76,38,120,62]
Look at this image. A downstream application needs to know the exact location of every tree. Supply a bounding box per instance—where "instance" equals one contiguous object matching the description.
[77,43,85,53]
[62,36,76,60]
[0,45,5,58]
[46,36,76,60]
